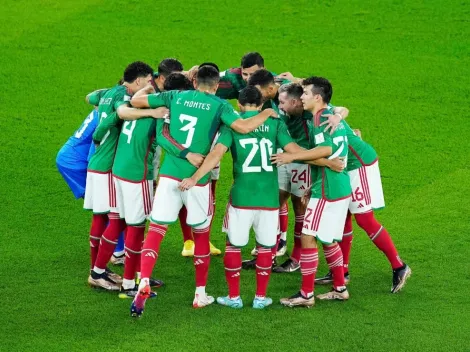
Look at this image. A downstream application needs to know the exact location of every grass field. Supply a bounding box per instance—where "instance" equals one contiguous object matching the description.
[1,0,469,351]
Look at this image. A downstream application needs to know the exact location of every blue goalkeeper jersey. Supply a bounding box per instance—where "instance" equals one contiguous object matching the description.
[56,110,98,169]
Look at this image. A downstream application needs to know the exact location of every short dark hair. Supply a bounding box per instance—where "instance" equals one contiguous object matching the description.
[157,58,183,77]
[123,61,154,83]
[199,62,219,72]
[247,69,274,88]
[278,83,303,99]
[163,73,193,91]
[241,52,264,69]
[196,65,220,87]
[238,86,262,106]
[302,76,333,103]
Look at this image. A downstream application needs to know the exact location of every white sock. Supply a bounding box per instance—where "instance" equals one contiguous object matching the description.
[113,250,125,257]
[195,286,206,296]
[122,279,135,290]
[93,267,105,274]
[280,232,287,241]
[138,278,149,290]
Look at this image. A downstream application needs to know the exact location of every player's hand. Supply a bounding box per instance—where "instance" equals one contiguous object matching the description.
[179,178,197,191]
[321,113,342,134]
[186,152,205,168]
[271,152,294,166]
[148,107,170,119]
[264,108,278,119]
[353,129,362,139]
[302,186,312,207]
[327,157,346,173]
[277,72,295,81]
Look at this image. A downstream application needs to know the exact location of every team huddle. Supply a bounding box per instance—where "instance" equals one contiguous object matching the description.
[56,53,411,317]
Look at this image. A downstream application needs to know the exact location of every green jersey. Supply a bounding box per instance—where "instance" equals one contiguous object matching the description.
[310,108,351,201]
[279,110,311,154]
[217,111,293,209]
[88,85,131,172]
[216,68,245,100]
[148,90,241,185]
[343,122,378,171]
[87,88,110,106]
[112,118,156,182]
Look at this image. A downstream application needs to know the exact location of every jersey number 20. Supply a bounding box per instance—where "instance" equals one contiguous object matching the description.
[239,138,273,173]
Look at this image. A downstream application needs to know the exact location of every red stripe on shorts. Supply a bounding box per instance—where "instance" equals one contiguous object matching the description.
[311,199,326,231]
[359,167,371,205]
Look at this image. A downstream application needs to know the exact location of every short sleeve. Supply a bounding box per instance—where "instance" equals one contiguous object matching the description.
[148,91,173,108]
[276,120,294,148]
[88,89,108,106]
[216,125,233,148]
[114,93,131,110]
[220,103,240,127]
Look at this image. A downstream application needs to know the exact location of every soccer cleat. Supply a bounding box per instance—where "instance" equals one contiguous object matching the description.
[130,284,152,318]
[149,278,164,288]
[242,258,257,270]
[88,271,120,291]
[110,253,125,266]
[316,288,350,301]
[193,293,215,308]
[276,239,287,257]
[105,267,123,284]
[119,285,157,299]
[209,242,222,256]
[273,258,300,273]
[252,297,273,309]
[216,296,243,309]
[280,291,315,308]
[250,247,258,256]
[182,240,195,257]
[315,271,350,285]
[391,264,411,293]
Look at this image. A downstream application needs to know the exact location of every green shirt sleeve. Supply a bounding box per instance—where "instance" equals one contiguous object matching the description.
[220,103,241,127]
[114,93,131,110]
[216,125,233,148]
[87,88,109,106]
[313,122,333,148]
[216,69,240,100]
[276,120,294,149]
[155,118,190,159]
[148,91,173,108]
[93,112,120,142]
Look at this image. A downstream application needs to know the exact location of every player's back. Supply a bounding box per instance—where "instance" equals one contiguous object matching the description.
[113,118,156,182]
[221,111,292,209]
[88,85,130,172]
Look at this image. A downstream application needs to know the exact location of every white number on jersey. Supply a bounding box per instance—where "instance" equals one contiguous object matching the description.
[179,114,198,148]
[74,113,94,139]
[99,112,110,145]
[239,138,274,173]
[122,120,136,144]
[330,136,348,165]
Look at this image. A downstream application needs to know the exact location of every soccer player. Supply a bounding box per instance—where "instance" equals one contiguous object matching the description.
[179,86,304,309]
[86,61,166,291]
[216,52,265,100]
[152,58,184,92]
[274,77,352,307]
[128,65,278,317]
[272,83,347,273]
[315,126,412,293]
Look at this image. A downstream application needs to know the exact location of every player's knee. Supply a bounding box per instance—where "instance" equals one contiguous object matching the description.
[301,233,317,248]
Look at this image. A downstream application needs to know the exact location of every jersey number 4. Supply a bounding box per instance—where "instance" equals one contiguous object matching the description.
[239,138,273,173]
[122,120,136,144]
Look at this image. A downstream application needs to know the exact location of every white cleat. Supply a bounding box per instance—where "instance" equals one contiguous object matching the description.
[193,293,215,308]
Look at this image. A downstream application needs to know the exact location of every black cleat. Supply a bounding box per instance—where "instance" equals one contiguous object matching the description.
[242,258,257,270]
[276,239,287,257]
[315,271,350,285]
[391,264,411,293]
[149,278,164,288]
[273,258,300,273]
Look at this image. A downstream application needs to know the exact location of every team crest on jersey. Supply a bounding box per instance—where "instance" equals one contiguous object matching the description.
[315,133,325,144]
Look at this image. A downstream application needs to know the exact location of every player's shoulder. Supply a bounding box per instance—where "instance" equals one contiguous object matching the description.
[228,67,242,76]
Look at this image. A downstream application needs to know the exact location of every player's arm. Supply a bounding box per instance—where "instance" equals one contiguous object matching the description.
[131,90,172,109]
[277,72,303,83]
[155,119,204,167]
[92,112,120,143]
[271,146,332,166]
[116,104,169,121]
[321,105,350,134]
[226,108,278,134]
[305,158,345,172]
[86,88,108,106]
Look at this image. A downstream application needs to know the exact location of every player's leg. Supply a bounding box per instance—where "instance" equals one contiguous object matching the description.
[86,172,123,290]
[207,163,222,256]
[314,198,350,301]
[217,205,250,309]
[252,209,278,309]
[280,198,321,308]
[179,206,194,257]
[316,211,352,285]
[184,182,214,308]
[276,189,290,257]
[131,177,181,317]
[111,231,126,265]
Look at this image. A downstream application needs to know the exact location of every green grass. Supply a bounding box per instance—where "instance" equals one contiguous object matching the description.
[1,0,469,351]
